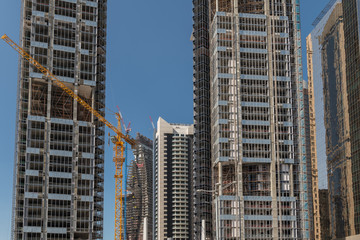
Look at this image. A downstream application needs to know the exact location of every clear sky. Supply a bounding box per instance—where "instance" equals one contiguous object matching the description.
[0,0,332,238]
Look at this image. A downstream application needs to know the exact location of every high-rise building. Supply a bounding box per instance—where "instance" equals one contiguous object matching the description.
[306,1,340,239]
[342,0,360,234]
[126,133,153,240]
[319,189,330,240]
[12,1,107,239]
[153,117,193,240]
[306,0,339,192]
[193,0,316,239]
[192,1,213,238]
[307,1,357,238]
[320,3,354,237]
[303,81,321,240]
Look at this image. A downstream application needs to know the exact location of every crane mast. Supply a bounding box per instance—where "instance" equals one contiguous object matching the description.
[2,34,134,240]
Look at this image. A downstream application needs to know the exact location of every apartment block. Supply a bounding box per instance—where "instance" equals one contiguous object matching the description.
[154,117,193,240]
[194,0,315,239]
[126,133,153,240]
[12,0,107,239]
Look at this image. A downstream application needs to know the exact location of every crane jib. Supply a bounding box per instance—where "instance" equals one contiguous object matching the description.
[1,34,136,147]
[2,33,136,240]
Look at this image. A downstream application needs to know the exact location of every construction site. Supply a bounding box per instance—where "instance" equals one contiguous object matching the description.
[11,0,107,239]
[2,0,326,240]
[205,0,318,239]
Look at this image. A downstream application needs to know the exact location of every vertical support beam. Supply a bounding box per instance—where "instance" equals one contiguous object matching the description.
[201,219,206,240]
[264,1,279,239]
[215,197,219,240]
[143,217,148,240]
[71,0,82,238]
[232,1,244,238]
[43,1,56,238]
[218,162,222,195]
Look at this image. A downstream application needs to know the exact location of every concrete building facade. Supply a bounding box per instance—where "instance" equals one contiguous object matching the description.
[12,0,107,239]
[153,118,194,240]
[192,0,316,239]
[126,133,153,240]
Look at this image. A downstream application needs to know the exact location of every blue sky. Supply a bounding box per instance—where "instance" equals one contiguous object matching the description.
[0,1,331,238]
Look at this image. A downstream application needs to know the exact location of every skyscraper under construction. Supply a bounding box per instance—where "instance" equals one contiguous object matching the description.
[126,133,153,240]
[192,0,318,239]
[12,0,107,239]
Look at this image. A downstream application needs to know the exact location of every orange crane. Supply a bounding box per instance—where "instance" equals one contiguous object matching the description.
[2,34,134,240]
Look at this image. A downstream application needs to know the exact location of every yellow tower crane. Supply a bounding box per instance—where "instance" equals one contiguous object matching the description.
[2,34,134,240]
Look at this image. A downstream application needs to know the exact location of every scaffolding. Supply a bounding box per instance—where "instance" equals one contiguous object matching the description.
[209,0,311,239]
[210,0,265,19]
[192,0,213,239]
[238,0,264,14]
[11,0,107,239]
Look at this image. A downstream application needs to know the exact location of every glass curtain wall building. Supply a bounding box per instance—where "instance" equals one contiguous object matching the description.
[306,0,339,193]
[320,3,354,237]
[343,0,360,234]
[12,0,107,239]
[193,0,316,239]
[308,0,360,238]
